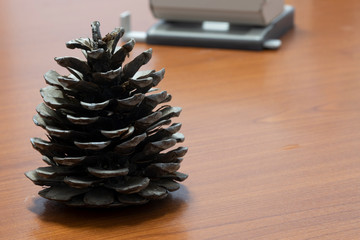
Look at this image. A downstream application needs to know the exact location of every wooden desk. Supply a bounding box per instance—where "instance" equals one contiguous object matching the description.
[1,0,360,239]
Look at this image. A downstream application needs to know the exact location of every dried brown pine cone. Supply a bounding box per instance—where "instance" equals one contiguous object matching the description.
[25,21,188,207]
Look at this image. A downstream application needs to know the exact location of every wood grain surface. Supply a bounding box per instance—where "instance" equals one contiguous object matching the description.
[1,0,360,239]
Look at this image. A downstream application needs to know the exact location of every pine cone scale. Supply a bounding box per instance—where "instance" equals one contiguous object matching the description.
[55,56,91,75]
[106,177,150,194]
[40,186,89,202]
[64,176,103,188]
[87,166,129,178]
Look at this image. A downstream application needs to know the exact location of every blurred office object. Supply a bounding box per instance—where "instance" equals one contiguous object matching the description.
[121,0,294,50]
[150,0,285,26]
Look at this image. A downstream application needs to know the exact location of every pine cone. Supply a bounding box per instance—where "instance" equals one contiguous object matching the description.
[25,21,188,207]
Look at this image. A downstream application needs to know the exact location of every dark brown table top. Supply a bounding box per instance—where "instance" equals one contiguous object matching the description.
[1,0,360,239]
